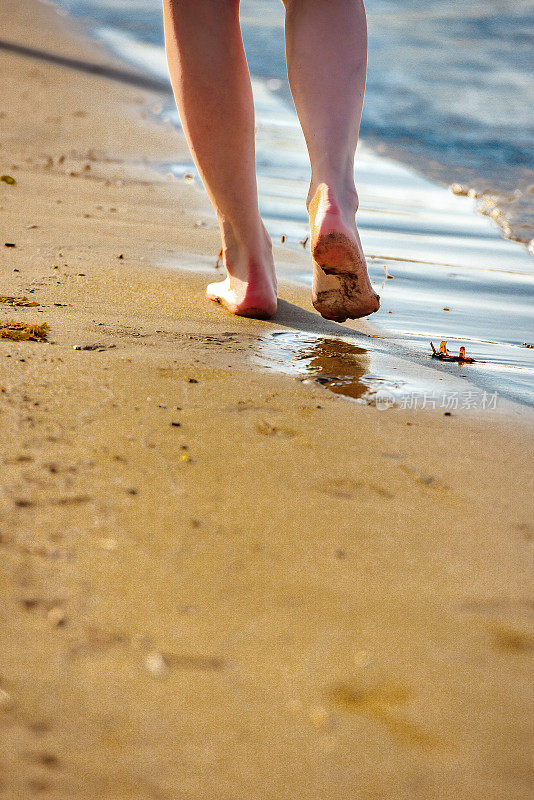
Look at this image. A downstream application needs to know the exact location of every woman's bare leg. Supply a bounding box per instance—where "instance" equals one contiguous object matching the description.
[283,0,379,321]
[163,0,277,318]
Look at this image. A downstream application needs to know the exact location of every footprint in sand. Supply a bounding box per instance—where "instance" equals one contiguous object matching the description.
[327,682,440,749]
[489,624,534,654]
[318,478,393,499]
[255,420,296,437]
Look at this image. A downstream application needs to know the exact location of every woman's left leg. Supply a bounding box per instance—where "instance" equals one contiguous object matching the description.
[163,0,277,318]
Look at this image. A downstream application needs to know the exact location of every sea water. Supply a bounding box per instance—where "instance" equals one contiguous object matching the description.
[49,0,534,405]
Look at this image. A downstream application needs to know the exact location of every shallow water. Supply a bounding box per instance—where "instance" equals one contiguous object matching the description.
[254,331,438,408]
[50,0,534,406]
[253,331,501,412]
[171,135,534,406]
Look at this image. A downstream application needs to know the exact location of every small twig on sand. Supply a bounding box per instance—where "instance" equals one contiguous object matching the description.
[430,340,474,363]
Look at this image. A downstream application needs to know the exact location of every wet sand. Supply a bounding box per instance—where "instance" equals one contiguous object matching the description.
[0,2,533,798]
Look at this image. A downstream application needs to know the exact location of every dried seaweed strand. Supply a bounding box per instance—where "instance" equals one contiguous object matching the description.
[0,320,49,341]
[0,296,39,307]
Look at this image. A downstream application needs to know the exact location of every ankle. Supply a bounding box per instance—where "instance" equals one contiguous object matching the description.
[224,233,272,274]
[219,216,272,260]
[307,180,359,216]
[220,229,275,289]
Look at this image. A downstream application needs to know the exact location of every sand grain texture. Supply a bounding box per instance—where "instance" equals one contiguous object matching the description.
[0,2,533,798]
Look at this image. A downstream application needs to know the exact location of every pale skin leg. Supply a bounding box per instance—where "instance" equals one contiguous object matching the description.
[283,0,380,321]
[163,0,378,322]
[163,0,277,318]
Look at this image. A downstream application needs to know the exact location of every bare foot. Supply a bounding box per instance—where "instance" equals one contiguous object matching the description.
[206,226,277,319]
[308,183,380,322]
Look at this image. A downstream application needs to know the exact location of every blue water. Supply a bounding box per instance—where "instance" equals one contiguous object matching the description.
[53,0,534,244]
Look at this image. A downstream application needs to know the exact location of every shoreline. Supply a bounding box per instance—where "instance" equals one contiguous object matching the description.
[50,2,534,407]
[1,2,533,799]
[48,0,534,250]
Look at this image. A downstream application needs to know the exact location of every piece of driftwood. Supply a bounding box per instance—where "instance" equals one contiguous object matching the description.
[431,340,475,363]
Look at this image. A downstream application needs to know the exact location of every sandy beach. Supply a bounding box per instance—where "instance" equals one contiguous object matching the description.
[1,2,533,798]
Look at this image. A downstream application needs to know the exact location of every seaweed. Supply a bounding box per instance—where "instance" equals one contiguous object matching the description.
[0,296,39,307]
[0,320,49,341]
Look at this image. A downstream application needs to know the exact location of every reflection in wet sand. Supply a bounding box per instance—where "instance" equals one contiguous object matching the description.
[291,336,370,399]
[255,332,406,402]
[255,333,369,400]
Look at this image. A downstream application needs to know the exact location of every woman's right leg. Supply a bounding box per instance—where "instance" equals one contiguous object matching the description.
[163,0,277,318]
[283,0,380,322]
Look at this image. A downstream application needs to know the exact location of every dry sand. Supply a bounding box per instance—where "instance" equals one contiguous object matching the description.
[0,2,533,798]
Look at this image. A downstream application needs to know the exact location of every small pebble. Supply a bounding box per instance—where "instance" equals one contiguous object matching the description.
[47,607,66,627]
[145,651,168,678]
[98,537,118,550]
[38,753,59,768]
